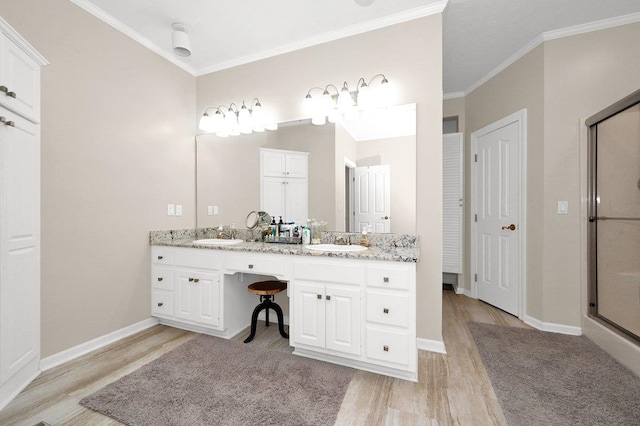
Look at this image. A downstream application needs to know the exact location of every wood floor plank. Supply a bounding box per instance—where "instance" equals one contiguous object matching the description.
[0,290,521,425]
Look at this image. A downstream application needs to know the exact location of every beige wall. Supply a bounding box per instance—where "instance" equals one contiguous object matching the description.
[356,135,416,234]
[465,45,545,319]
[443,96,466,134]
[1,0,196,357]
[334,123,358,231]
[197,15,444,341]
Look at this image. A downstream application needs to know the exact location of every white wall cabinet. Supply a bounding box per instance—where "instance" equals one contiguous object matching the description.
[0,19,47,411]
[150,246,417,381]
[260,148,308,224]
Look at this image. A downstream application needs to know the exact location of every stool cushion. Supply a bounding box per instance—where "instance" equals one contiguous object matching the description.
[248,280,287,296]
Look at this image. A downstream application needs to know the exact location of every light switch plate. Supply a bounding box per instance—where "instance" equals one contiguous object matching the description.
[176,205,183,216]
[213,205,219,215]
[167,204,175,216]
[557,201,568,214]
[207,206,213,216]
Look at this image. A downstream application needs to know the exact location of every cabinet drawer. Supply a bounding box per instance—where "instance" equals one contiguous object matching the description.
[294,260,362,285]
[152,290,174,318]
[366,264,410,290]
[366,327,410,366]
[174,249,220,270]
[366,290,409,327]
[152,247,173,265]
[152,266,173,290]
[226,254,285,276]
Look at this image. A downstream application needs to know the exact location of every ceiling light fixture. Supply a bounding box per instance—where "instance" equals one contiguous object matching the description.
[171,23,192,57]
[198,98,277,137]
[303,74,393,125]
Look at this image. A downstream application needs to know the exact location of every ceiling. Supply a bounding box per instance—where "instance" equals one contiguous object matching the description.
[72,0,640,95]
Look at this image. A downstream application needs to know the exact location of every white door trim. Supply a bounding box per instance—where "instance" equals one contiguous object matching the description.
[470,109,527,320]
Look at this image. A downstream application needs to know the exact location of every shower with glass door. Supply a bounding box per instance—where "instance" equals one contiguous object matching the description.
[587,89,640,344]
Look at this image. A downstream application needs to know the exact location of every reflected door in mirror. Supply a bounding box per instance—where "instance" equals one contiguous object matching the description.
[354,165,391,233]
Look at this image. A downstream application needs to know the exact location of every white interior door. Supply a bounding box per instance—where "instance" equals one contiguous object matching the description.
[354,165,391,233]
[473,114,523,316]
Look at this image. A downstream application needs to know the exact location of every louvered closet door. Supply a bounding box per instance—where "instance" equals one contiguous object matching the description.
[442,133,463,274]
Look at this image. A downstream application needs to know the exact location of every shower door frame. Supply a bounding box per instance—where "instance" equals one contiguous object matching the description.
[586,88,640,344]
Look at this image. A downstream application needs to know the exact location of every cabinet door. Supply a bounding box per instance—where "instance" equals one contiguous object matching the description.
[261,177,285,220]
[285,178,308,224]
[261,150,286,177]
[325,285,361,356]
[0,34,40,122]
[292,282,325,349]
[175,269,220,327]
[285,153,308,178]
[0,110,39,384]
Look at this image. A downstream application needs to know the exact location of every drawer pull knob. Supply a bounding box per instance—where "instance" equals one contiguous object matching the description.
[383,277,389,283]
[194,278,200,283]
[6,91,16,99]
[326,295,331,301]
[317,294,322,299]
[157,302,164,307]
[188,277,194,282]
[383,308,389,314]
[5,121,15,127]
[248,264,254,269]
[0,117,4,123]
[383,345,389,352]
[157,277,163,282]
[0,86,7,94]
[157,256,163,260]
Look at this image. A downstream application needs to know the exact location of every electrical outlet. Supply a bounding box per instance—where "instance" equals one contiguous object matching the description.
[207,206,213,216]
[167,204,175,216]
[557,201,568,214]
[176,204,183,216]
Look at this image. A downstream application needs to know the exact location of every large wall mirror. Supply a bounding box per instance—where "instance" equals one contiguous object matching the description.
[196,103,416,234]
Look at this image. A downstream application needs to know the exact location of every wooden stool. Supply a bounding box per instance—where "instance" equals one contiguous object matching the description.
[243,280,289,343]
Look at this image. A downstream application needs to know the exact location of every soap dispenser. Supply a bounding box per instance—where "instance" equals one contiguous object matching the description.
[360,225,371,247]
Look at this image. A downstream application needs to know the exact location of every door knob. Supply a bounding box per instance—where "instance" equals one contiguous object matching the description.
[501,224,517,231]
[381,216,389,220]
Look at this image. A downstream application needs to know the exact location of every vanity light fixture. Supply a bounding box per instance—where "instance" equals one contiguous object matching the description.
[303,74,393,125]
[198,98,277,137]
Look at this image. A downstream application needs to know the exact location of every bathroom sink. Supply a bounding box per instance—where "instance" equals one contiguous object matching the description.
[192,239,244,245]
[306,244,368,252]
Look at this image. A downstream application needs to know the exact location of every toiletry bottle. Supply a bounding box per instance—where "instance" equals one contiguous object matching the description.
[277,216,283,238]
[302,225,311,244]
[360,225,371,247]
[270,217,277,237]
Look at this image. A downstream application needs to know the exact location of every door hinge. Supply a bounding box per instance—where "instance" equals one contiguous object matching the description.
[474,214,477,222]
[474,154,477,163]
[474,273,477,282]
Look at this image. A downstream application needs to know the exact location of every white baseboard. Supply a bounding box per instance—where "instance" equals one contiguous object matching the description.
[417,337,447,354]
[40,318,159,371]
[524,315,582,336]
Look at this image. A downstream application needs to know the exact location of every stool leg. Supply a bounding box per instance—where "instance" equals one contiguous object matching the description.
[244,302,267,343]
[265,298,270,327]
[269,300,289,339]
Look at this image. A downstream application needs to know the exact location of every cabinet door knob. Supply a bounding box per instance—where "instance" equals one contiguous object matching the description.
[317,294,322,299]
[4,121,15,127]
[0,86,7,94]
[157,277,163,282]
[248,264,254,269]
[188,277,194,282]
[383,308,389,314]
[6,91,16,99]
[383,277,389,283]
[157,302,164,307]
[383,345,389,352]
[194,278,200,283]
[0,116,5,123]
[157,255,163,260]
[326,295,331,301]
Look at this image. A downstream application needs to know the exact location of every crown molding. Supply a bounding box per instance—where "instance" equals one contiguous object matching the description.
[0,16,48,65]
[459,11,640,98]
[69,0,197,76]
[443,91,465,100]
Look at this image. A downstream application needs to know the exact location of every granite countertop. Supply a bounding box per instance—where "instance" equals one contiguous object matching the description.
[150,229,419,263]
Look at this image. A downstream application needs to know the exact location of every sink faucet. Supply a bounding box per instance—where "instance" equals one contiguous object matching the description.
[334,235,351,245]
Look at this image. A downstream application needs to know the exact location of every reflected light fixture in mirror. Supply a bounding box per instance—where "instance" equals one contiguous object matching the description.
[304,74,393,125]
[199,98,278,137]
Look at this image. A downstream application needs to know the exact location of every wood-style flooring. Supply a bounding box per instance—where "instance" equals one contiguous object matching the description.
[0,290,530,425]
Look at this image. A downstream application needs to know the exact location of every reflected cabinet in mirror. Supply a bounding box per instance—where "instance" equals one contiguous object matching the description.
[196,103,416,233]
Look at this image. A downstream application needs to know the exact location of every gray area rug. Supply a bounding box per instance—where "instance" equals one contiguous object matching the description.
[468,322,640,426]
[80,334,353,425]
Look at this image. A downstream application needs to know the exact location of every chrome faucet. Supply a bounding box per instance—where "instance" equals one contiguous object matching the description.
[334,235,351,245]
